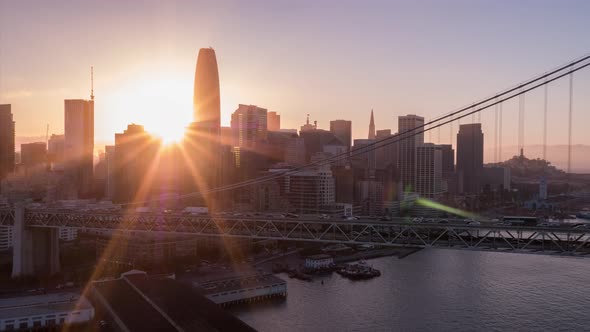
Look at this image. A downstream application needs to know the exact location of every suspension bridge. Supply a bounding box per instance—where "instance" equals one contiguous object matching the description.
[3,54,590,277]
[2,207,590,277]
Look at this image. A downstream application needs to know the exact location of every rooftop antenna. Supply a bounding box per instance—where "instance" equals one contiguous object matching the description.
[90,66,94,101]
[45,124,49,146]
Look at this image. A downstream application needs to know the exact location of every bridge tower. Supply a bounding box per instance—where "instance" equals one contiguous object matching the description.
[11,205,60,278]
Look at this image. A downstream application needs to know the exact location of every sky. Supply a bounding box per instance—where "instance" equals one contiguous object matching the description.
[1,0,590,166]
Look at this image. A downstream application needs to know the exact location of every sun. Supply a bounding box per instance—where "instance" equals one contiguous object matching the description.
[152,126,186,145]
[106,66,194,145]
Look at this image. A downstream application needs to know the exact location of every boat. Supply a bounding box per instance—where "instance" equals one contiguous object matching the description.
[336,263,381,280]
[576,209,590,220]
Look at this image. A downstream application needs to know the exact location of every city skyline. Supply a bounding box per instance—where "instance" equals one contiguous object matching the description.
[2,3,590,331]
[1,1,590,154]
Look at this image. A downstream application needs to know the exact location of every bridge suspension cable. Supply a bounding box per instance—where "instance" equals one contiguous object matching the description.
[121,54,590,206]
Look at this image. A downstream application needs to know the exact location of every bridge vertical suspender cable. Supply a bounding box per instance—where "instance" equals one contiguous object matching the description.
[477,106,481,123]
[499,102,503,162]
[543,81,548,160]
[568,68,574,175]
[428,118,432,142]
[450,121,453,146]
[518,91,525,155]
[494,102,499,163]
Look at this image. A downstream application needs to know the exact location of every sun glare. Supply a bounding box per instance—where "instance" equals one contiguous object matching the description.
[105,66,193,145]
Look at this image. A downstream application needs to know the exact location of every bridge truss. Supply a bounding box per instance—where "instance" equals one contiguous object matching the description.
[1,209,590,257]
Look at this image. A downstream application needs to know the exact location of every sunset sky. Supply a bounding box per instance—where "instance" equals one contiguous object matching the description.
[1,1,590,162]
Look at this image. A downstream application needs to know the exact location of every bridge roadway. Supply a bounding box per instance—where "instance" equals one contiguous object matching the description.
[1,209,590,257]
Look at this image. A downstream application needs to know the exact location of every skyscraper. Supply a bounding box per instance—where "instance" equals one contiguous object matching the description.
[47,134,65,170]
[375,129,398,170]
[267,111,281,132]
[21,142,47,168]
[113,124,160,203]
[397,114,424,192]
[438,144,455,192]
[193,48,220,128]
[415,144,442,197]
[329,119,352,150]
[184,47,223,207]
[368,109,375,140]
[457,123,484,193]
[438,144,455,177]
[64,99,94,196]
[0,105,15,180]
[352,139,376,173]
[231,104,268,149]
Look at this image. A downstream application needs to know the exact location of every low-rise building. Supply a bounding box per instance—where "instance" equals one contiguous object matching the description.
[304,254,334,269]
[0,226,12,251]
[92,270,255,331]
[0,292,94,330]
[193,273,287,306]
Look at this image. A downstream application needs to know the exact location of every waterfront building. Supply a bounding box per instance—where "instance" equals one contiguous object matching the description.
[193,273,287,306]
[284,166,335,213]
[59,227,78,242]
[0,292,94,330]
[92,271,254,330]
[305,254,334,269]
[0,225,13,251]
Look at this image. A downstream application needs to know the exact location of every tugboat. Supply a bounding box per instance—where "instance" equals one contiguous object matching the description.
[336,263,381,280]
[576,209,590,220]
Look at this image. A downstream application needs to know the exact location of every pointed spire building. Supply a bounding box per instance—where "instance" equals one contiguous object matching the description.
[368,109,376,139]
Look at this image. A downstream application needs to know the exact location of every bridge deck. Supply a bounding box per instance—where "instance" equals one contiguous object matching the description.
[1,209,589,257]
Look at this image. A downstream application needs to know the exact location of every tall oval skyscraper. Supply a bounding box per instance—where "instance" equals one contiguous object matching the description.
[193,48,220,128]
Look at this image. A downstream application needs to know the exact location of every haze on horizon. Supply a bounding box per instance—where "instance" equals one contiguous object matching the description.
[1,0,590,169]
